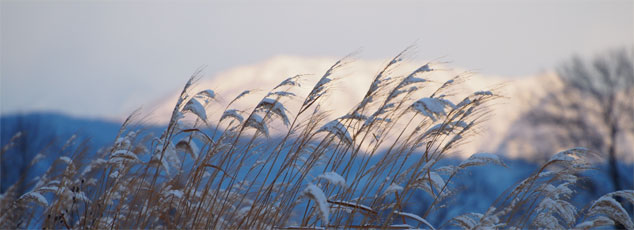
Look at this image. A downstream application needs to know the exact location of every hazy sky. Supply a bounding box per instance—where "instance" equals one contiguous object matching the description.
[1,0,632,119]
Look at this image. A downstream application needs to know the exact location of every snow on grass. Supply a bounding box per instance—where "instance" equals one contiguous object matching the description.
[300,184,329,225]
[194,89,216,104]
[19,191,48,207]
[317,120,353,145]
[608,190,634,205]
[389,224,414,229]
[283,226,325,230]
[220,109,244,123]
[411,97,454,121]
[175,138,200,159]
[575,216,614,229]
[165,189,184,199]
[450,213,483,229]
[75,191,92,203]
[535,197,576,226]
[393,211,435,230]
[328,200,376,215]
[81,158,107,176]
[416,171,447,197]
[258,97,290,126]
[183,98,208,121]
[547,147,590,166]
[245,113,269,137]
[588,195,634,229]
[59,156,73,164]
[316,171,347,188]
[110,150,140,162]
[474,90,493,96]
[274,75,302,90]
[385,183,403,195]
[458,153,507,169]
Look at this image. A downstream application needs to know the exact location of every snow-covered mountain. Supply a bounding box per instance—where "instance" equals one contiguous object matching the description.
[142,56,556,159]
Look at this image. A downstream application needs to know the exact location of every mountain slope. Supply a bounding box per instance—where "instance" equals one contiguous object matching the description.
[143,56,553,159]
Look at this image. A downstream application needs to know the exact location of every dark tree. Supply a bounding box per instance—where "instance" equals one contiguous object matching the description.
[523,48,633,192]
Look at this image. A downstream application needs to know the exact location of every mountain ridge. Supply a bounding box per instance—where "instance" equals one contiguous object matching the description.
[138,56,556,160]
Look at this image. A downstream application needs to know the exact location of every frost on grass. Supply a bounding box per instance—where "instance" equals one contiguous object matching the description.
[300,184,329,226]
[316,171,347,188]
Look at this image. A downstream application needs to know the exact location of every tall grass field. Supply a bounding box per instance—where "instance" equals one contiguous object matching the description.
[1,51,632,229]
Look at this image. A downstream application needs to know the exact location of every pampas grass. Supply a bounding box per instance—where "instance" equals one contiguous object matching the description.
[1,50,633,229]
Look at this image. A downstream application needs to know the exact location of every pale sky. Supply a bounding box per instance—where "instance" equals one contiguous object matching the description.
[1,0,632,119]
